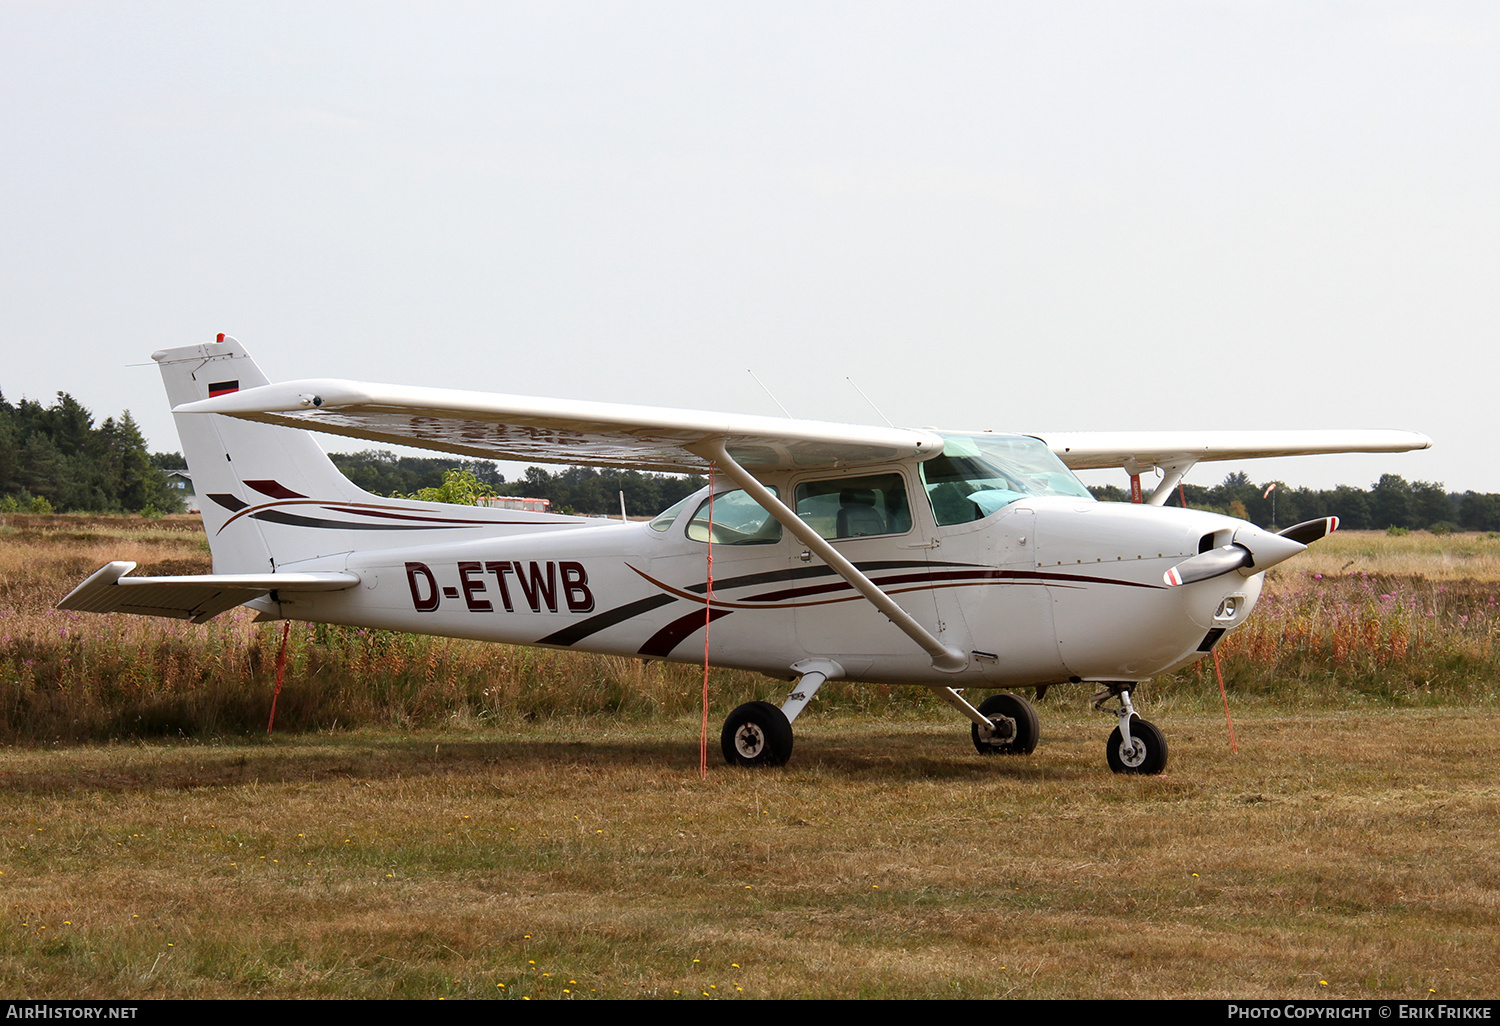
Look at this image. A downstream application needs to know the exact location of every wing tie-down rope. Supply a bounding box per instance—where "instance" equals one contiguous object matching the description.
[268,620,290,734]
[699,465,716,779]
[1213,647,1238,754]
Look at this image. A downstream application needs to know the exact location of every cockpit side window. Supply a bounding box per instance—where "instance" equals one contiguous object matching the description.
[792,473,912,540]
[686,488,783,545]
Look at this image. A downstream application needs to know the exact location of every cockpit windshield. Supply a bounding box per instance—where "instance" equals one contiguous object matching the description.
[921,433,1093,526]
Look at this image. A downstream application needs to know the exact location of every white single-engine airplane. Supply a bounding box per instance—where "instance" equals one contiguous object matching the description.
[61,338,1430,774]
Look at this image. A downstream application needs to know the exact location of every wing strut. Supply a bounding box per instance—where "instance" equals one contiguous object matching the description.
[1146,459,1198,506]
[693,438,967,673]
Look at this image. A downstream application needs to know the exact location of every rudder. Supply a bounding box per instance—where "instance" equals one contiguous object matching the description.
[155,337,370,573]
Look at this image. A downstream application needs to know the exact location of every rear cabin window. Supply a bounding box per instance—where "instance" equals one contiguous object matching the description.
[648,494,694,532]
[686,488,783,545]
[793,473,911,540]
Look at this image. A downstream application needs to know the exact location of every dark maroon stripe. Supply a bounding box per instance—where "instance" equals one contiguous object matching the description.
[251,510,463,531]
[245,479,307,500]
[683,560,947,595]
[638,607,733,658]
[741,567,1161,603]
[208,493,249,512]
[320,505,538,526]
[1018,569,1163,590]
[536,594,678,648]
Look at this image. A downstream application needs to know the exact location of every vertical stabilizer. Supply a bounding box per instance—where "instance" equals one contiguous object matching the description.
[154,338,368,573]
[155,336,583,576]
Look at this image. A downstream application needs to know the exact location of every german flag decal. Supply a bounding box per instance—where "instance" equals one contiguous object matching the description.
[208,380,239,397]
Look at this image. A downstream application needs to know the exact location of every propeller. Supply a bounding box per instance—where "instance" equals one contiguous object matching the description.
[1162,517,1339,587]
[1163,545,1253,587]
[1276,516,1339,545]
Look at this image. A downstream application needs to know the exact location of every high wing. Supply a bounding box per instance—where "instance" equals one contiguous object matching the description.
[1036,430,1432,471]
[58,561,360,623]
[176,378,944,473]
[1032,429,1432,506]
[181,380,1430,478]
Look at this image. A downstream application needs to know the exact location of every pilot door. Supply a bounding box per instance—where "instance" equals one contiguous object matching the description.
[925,505,1066,684]
[787,470,943,666]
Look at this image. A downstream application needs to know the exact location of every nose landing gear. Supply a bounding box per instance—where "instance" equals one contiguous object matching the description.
[1093,684,1169,775]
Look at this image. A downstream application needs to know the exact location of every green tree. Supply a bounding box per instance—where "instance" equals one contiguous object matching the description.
[1459,492,1500,532]
[1409,480,1453,529]
[1369,474,1413,530]
[1324,486,1372,530]
[394,468,495,505]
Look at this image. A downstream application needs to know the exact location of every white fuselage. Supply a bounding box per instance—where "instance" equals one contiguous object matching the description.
[269,476,1262,688]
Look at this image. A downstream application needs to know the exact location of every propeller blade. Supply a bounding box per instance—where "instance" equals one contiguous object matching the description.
[1277,516,1340,545]
[1163,545,1253,587]
[1165,520,1322,587]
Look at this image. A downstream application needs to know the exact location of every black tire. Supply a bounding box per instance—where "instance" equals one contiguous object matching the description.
[721,701,795,768]
[971,692,1040,756]
[1106,716,1168,775]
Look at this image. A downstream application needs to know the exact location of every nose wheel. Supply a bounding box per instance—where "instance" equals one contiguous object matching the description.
[1094,684,1169,775]
[1106,716,1168,774]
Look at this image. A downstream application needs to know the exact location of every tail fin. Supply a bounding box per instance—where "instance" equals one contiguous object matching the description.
[157,337,573,574]
[155,338,372,572]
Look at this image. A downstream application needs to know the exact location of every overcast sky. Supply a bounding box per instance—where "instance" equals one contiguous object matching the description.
[2,2,1493,495]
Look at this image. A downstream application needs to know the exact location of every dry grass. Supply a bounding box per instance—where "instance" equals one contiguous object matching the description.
[1160,534,1500,710]
[2,707,1498,999]
[3,516,1500,998]
[1294,530,1500,582]
[6,519,1500,744]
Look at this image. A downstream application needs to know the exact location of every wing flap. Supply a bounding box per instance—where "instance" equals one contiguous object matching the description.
[176,379,944,472]
[58,562,360,623]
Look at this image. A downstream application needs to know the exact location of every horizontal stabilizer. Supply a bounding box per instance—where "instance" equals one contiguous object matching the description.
[57,561,359,623]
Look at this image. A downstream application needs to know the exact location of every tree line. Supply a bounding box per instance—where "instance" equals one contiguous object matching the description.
[0,392,182,514]
[331,453,1496,530]
[2,395,1493,532]
[1089,472,1499,533]
[328,450,704,517]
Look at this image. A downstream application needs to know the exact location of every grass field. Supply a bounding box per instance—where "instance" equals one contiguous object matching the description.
[3,515,1500,998]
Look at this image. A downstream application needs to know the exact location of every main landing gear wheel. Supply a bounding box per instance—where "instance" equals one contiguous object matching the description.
[1106,716,1168,775]
[721,701,794,768]
[971,692,1040,756]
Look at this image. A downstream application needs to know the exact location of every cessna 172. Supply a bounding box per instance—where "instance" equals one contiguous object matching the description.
[60,337,1430,774]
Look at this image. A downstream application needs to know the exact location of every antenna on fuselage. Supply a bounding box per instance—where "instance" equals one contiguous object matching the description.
[747,369,794,419]
[847,377,894,427]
